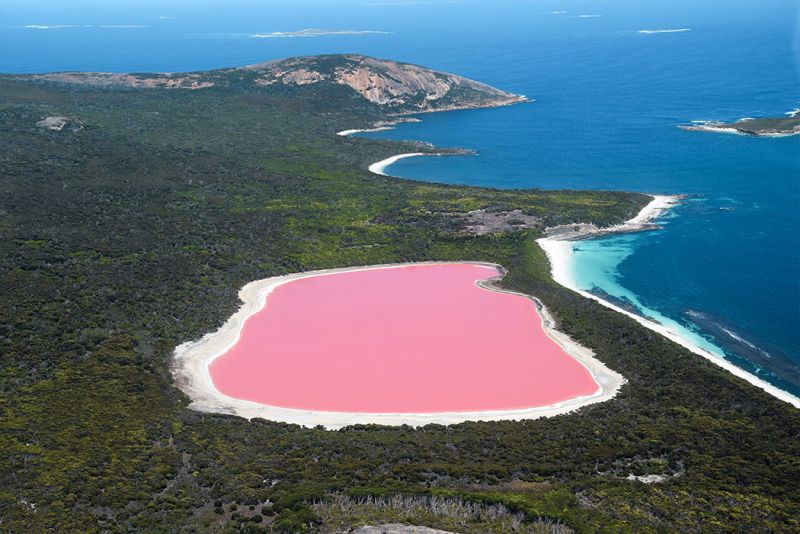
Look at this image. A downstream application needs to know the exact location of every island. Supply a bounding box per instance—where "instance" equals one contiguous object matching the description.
[2,55,799,533]
[681,111,800,137]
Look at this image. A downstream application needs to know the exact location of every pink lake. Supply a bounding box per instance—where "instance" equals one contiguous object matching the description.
[210,263,599,413]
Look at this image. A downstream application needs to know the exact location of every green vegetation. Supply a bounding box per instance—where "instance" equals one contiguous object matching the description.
[311,494,571,533]
[728,115,800,136]
[685,115,800,136]
[1,61,798,533]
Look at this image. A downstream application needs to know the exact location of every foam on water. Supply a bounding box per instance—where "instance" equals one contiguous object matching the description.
[637,28,693,34]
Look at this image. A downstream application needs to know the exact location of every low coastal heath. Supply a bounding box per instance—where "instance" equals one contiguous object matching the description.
[171,262,624,429]
[537,196,800,409]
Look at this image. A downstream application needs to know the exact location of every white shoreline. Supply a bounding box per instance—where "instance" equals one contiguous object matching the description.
[537,196,800,409]
[171,261,625,429]
[337,126,393,136]
[337,117,423,137]
[368,152,428,176]
[680,123,800,138]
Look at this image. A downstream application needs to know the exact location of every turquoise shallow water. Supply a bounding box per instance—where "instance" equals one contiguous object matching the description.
[570,231,733,364]
[2,0,798,397]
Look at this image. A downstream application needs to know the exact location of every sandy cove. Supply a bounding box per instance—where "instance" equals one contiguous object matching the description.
[343,96,529,174]
[537,195,800,409]
[368,153,429,176]
[369,152,475,176]
[172,261,624,430]
[337,117,423,137]
[337,126,393,137]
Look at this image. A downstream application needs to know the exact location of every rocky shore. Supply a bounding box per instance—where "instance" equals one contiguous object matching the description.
[681,114,800,137]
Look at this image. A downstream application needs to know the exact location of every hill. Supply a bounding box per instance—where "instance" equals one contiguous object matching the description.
[22,54,527,114]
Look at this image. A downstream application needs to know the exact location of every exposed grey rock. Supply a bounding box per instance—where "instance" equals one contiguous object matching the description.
[36,116,67,130]
[464,208,541,235]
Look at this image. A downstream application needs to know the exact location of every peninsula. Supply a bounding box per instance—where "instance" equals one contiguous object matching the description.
[681,112,800,137]
[26,53,527,114]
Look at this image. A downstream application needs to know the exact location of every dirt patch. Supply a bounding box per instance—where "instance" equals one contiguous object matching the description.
[464,209,542,235]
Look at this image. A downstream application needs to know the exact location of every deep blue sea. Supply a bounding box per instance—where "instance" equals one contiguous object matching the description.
[2,0,798,398]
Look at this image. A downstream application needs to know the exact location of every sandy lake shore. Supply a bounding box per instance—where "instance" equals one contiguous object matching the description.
[171,262,624,429]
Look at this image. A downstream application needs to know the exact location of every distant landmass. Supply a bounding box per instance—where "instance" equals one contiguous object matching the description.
[24,54,527,115]
[682,112,800,137]
[251,29,392,39]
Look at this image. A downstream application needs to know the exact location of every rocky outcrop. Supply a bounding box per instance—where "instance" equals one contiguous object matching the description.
[463,208,542,235]
[245,54,527,113]
[681,114,800,137]
[35,116,83,131]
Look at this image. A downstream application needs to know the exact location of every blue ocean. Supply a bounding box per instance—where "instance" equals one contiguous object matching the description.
[2,0,798,398]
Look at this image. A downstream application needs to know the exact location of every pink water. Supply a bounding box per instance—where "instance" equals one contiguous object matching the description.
[210,263,599,413]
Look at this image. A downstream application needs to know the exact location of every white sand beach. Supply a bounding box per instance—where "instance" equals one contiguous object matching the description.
[337,117,423,137]
[537,196,800,408]
[171,262,624,429]
[337,126,393,136]
[368,153,427,176]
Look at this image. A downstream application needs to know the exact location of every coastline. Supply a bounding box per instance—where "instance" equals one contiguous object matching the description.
[337,95,528,137]
[337,117,422,137]
[171,261,624,430]
[537,196,800,409]
[680,124,744,136]
[368,153,429,176]
[348,94,527,175]
[543,194,680,240]
[337,126,393,137]
[680,120,800,138]
[390,95,529,116]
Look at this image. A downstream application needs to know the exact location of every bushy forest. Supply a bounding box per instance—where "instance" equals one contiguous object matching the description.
[0,70,798,533]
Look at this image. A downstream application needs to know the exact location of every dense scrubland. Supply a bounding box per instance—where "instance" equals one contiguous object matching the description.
[1,61,798,533]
